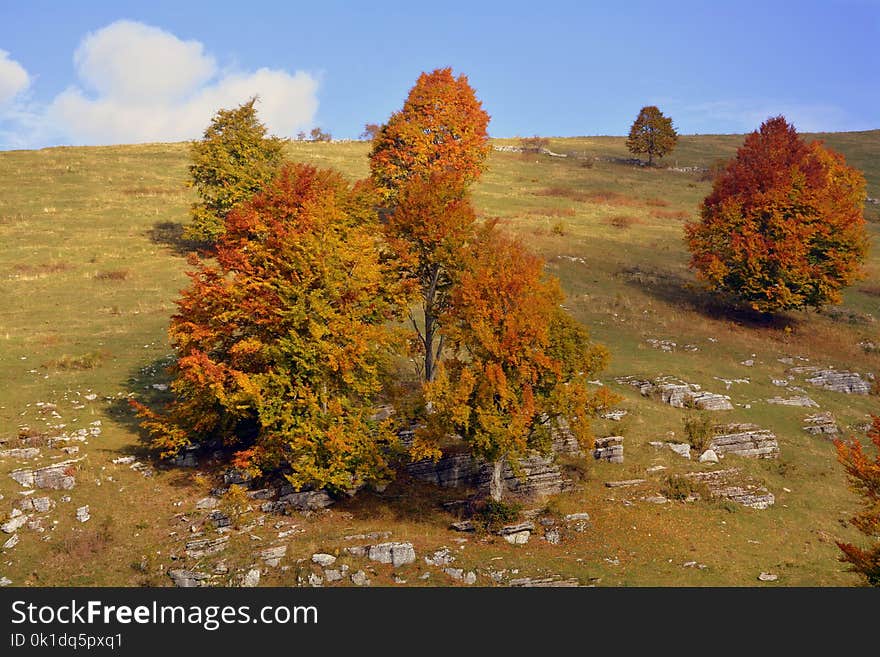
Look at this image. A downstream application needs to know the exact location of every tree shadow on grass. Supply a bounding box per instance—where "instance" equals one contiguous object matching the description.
[616,264,796,331]
[146,220,206,257]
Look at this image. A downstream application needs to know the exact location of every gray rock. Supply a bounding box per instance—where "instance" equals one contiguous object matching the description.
[805,369,870,395]
[2,534,19,549]
[312,553,337,567]
[564,512,591,522]
[195,497,219,510]
[169,569,209,587]
[766,395,818,408]
[308,573,323,587]
[758,572,778,582]
[684,468,775,509]
[450,520,475,532]
[601,409,628,421]
[425,548,455,566]
[593,436,624,463]
[615,376,732,410]
[241,569,260,587]
[365,542,416,567]
[699,449,719,463]
[710,423,779,459]
[258,545,287,566]
[803,412,839,438]
[324,569,342,582]
[75,505,90,522]
[0,448,40,459]
[185,535,229,558]
[261,490,333,513]
[509,576,579,587]
[174,448,198,468]
[350,570,369,586]
[444,567,464,580]
[0,576,11,586]
[1,514,28,534]
[667,443,691,459]
[604,479,646,488]
[544,528,561,544]
[112,456,136,465]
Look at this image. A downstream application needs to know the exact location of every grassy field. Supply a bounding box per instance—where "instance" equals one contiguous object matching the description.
[1,131,878,587]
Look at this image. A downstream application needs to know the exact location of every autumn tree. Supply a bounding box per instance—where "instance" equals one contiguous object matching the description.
[414,225,617,500]
[386,169,477,382]
[835,416,880,585]
[685,116,868,314]
[369,67,491,203]
[134,163,405,494]
[520,135,550,154]
[360,123,381,140]
[184,98,285,244]
[626,105,678,165]
[309,127,332,142]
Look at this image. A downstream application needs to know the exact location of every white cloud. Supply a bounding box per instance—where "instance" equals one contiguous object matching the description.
[0,20,319,148]
[0,50,29,105]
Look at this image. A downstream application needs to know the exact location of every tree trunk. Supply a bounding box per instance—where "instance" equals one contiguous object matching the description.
[488,460,504,501]
[423,263,443,382]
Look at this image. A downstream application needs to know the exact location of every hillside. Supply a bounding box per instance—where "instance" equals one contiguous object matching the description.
[1,130,879,587]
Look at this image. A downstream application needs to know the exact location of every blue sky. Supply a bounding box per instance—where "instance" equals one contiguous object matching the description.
[0,0,877,149]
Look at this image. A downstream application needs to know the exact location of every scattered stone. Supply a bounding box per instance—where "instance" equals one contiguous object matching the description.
[667,443,691,459]
[499,522,533,545]
[425,548,455,567]
[0,448,40,459]
[741,359,755,367]
[169,569,209,587]
[710,423,779,459]
[19,496,54,513]
[258,545,288,567]
[2,534,19,549]
[604,479,645,488]
[802,412,839,438]
[544,528,561,544]
[261,490,333,513]
[208,510,231,529]
[324,569,342,582]
[0,576,11,586]
[2,514,28,534]
[699,449,719,463]
[10,458,82,490]
[185,535,229,558]
[564,513,591,532]
[350,570,370,586]
[358,542,416,567]
[601,409,628,421]
[646,465,667,473]
[450,520,475,532]
[766,395,818,408]
[592,436,624,463]
[509,576,579,587]
[195,497,219,510]
[644,495,668,504]
[241,569,261,587]
[112,456,136,465]
[308,573,323,587]
[312,553,337,567]
[805,369,870,395]
[75,505,90,522]
[615,375,733,410]
[463,571,477,585]
[758,572,778,582]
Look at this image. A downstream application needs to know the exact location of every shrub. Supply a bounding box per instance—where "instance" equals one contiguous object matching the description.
[520,136,550,154]
[661,475,708,501]
[473,498,522,532]
[683,413,715,452]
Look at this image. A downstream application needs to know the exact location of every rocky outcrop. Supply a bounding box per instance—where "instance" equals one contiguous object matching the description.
[683,468,775,509]
[766,395,818,408]
[802,412,839,438]
[710,423,779,459]
[615,376,732,410]
[406,421,583,501]
[169,569,209,587]
[260,489,333,514]
[345,541,416,567]
[0,448,40,459]
[9,457,82,490]
[593,436,624,463]
[185,535,229,558]
[805,369,871,395]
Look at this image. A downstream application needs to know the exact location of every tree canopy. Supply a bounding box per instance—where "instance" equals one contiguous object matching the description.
[136,163,405,494]
[685,116,868,314]
[369,67,490,203]
[185,98,285,244]
[626,105,678,165]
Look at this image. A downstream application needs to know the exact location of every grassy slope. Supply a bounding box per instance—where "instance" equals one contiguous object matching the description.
[0,131,878,586]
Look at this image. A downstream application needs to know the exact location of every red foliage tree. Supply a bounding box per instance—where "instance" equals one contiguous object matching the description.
[369,68,491,203]
[133,163,405,494]
[835,416,880,585]
[685,116,868,313]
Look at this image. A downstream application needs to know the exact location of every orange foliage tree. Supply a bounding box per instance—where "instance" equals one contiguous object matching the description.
[685,116,868,313]
[368,67,490,204]
[414,225,617,499]
[133,163,405,494]
[835,416,880,585]
[385,170,477,382]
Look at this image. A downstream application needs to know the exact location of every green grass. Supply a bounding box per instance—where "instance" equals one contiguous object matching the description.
[1,131,879,586]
